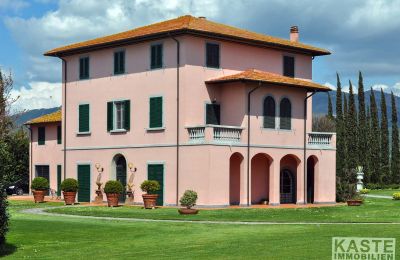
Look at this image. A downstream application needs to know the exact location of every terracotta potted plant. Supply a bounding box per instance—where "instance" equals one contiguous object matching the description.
[347,194,364,206]
[178,190,199,215]
[31,177,49,203]
[61,178,79,205]
[104,180,123,207]
[140,180,160,209]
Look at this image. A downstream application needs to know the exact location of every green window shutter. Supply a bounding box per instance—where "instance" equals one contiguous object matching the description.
[206,43,220,68]
[38,126,45,145]
[57,125,62,144]
[206,104,220,125]
[149,97,163,128]
[57,165,62,196]
[263,97,276,129]
[78,104,90,132]
[151,44,163,69]
[280,98,292,130]
[148,164,164,206]
[114,51,125,74]
[107,101,113,131]
[124,100,130,131]
[77,164,91,202]
[79,57,89,79]
[283,56,295,78]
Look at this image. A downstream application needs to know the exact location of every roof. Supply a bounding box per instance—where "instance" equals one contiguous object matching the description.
[25,110,62,125]
[45,15,330,57]
[205,69,331,92]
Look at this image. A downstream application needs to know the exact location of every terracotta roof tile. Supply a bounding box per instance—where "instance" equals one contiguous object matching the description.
[45,15,330,56]
[205,69,331,91]
[25,110,62,125]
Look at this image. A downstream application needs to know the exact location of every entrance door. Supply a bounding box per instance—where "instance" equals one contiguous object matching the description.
[115,156,127,203]
[77,164,91,202]
[280,169,296,204]
[307,159,315,203]
[57,165,62,196]
[36,165,49,195]
[148,164,164,206]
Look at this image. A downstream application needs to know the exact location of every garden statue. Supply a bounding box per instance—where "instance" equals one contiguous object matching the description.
[356,166,364,192]
[94,163,104,204]
[126,163,137,205]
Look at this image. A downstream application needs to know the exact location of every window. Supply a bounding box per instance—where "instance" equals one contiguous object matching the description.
[38,126,45,145]
[283,56,295,77]
[107,100,130,131]
[57,125,62,144]
[263,96,276,129]
[150,44,163,69]
[280,98,292,130]
[78,104,90,133]
[114,50,125,74]
[206,43,220,68]
[206,103,220,125]
[149,96,163,128]
[79,57,89,79]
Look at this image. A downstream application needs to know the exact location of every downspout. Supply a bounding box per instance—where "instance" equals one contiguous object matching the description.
[57,56,67,180]
[303,90,316,204]
[247,82,261,206]
[170,34,180,206]
[25,125,33,194]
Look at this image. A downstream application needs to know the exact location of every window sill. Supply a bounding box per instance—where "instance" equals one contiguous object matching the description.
[110,129,127,134]
[76,131,91,136]
[149,66,164,71]
[204,66,221,70]
[146,127,165,132]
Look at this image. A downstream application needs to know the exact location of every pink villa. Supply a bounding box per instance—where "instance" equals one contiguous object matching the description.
[26,15,336,206]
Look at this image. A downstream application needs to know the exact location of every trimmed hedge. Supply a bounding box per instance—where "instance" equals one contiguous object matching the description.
[61,178,79,192]
[140,180,160,194]
[31,177,49,190]
[179,190,198,209]
[104,180,124,194]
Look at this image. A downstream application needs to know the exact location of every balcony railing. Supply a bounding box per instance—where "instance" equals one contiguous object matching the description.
[307,132,336,147]
[186,125,243,143]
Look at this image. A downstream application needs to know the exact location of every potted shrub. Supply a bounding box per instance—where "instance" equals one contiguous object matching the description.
[104,180,124,207]
[346,194,364,206]
[178,190,199,215]
[140,180,160,209]
[31,177,49,203]
[393,192,400,200]
[61,178,79,205]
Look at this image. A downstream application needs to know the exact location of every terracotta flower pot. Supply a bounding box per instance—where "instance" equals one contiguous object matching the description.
[106,193,120,207]
[63,191,77,205]
[142,194,158,209]
[178,208,199,215]
[33,190,46,203]
[347,200,363,206]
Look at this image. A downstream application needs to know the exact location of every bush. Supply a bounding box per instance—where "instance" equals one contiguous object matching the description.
[104,180,124,194]
[0,182,8,246]
[360,188,370,194]
[179,190,198,209]
[61,178,79,192]
[336,169,358,202]
[31,177,49,191]
[140,180,160,194]
[393,193,400,200]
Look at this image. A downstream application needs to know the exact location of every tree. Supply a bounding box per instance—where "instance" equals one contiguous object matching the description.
[380,89,390,184]
[346,81,358,169]
[357,72,367,172]
[0,69,17,139]
[365,105,371,183]
[327,93,333,119]
[369,89,381,183]
[312,115,335,132]
[391,92,400,184]
[335,73,346,179]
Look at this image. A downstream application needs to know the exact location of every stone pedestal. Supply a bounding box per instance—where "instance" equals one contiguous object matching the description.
[125,191,135,205]
[94,190,103,204]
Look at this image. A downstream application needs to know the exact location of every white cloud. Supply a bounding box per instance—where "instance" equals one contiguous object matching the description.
[10,81,61,112]
[0,0,29,12]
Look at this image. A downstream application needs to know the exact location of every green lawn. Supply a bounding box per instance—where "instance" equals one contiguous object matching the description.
[369,189,400,196]
[2,199,400,259]
[46,197,400,223]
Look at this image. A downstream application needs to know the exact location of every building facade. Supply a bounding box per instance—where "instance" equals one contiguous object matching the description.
[27,15,336,206]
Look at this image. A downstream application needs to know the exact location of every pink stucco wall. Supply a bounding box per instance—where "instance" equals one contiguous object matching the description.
[32,33,335,206]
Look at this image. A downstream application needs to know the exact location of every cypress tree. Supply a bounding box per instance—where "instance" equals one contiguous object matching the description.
[369,89,381,183]
[380,89,390,184]
[391,91,400,184]
[365,105,371,183]
[335,74,345,176]
[346,81,358,169]
[327,93,333,119]
[343,93,348,169]
[357,72,367,170]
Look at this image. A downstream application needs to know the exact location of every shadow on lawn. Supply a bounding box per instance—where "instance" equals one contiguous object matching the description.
[0,243,17,257]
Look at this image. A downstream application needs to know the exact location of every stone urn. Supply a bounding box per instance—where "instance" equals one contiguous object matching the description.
[125,191,135,205]
[94,189,103,204]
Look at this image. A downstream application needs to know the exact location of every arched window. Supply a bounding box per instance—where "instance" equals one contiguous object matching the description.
[263,96,275,129]
[280,98,291,130]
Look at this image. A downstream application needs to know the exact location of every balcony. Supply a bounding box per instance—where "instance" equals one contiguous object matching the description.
[307,132,336,148]
[186,125,244,144]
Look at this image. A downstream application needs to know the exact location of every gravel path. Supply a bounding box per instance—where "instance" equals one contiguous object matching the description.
[364,194,393,199]
[21,207,400,225]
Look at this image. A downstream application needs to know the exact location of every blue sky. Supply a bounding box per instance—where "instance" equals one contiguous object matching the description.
[1,0,400,110]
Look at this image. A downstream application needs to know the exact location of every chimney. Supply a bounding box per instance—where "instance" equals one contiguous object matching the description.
[290,26,299,42]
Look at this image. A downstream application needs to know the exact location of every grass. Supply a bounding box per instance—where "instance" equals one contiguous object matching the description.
[2,198,400,259]
[46,197,400,223]
[368,189,400,196]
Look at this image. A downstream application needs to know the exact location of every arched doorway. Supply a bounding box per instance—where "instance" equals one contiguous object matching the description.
[280,154,300,204]
[307,156,318,203]
[229,153,243,205]
[113,154,127,203]
[251,153,272,204]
